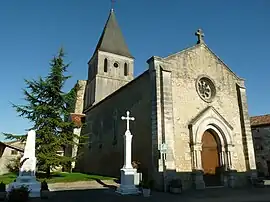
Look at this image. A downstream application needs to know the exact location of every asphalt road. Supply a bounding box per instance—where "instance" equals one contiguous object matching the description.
[30,187,270,202]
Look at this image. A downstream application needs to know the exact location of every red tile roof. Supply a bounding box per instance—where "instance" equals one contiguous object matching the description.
[250,114,270,127]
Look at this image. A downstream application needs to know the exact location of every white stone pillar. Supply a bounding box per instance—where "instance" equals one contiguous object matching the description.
[191,143,205,190]
[123,130,133,169]
[220,148,226,167]
[7,130,41,198]
[191,143,202,170]
[226,144,234,170]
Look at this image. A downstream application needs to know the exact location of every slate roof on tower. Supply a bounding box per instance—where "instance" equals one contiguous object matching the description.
[94,9,133,58]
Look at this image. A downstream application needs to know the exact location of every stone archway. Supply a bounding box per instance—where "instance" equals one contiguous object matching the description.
[189,107,235,189]
[201,130,222,186]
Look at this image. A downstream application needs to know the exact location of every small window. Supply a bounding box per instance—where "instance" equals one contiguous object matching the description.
[104,58,108,72]
[113,62,119,68]
[124,63,128,76]
[11,150,18,155]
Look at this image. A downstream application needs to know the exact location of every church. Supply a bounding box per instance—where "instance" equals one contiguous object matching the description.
[70,9,257,190]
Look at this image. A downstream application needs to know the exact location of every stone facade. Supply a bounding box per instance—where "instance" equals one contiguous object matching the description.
[146,44,256,190]
[0,141,24,175]
[250,115,270,178]
[72,9,257,191]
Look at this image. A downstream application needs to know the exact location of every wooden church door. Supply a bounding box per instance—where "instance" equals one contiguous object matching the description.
[201,130,222,186]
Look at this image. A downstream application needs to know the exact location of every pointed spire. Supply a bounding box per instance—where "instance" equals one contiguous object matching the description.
[94,9,133,58]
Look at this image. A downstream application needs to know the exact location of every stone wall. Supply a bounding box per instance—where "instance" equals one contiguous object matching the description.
[0,142,23,175]
[85,51,134,108]
[74,80,87,114]
[251,125,270,177]
[148,57,176,190]
[75,71,152,178]
[71,80,87,162]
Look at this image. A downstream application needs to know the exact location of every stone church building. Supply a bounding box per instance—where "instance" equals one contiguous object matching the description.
[250,115,270,178]
[70,9,257,190]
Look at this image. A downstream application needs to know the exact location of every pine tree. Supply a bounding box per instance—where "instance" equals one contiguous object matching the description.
[4,48,83,177]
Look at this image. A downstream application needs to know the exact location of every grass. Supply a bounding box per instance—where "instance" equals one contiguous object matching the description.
[0,172,115,184]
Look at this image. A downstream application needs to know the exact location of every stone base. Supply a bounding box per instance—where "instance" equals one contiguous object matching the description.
[225,170,236,188]
[7,176,41,198]
[192,170,205,190]
[116,168,140,195]
[249,170,258,182]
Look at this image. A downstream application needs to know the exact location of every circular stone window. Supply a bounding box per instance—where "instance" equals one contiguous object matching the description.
[196,76,216,102]
[113,62,119,68]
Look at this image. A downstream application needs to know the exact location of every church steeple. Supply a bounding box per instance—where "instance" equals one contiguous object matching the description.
[94,9,133,58]
[85,9,134,109]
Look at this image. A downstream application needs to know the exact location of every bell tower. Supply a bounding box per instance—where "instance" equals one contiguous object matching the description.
[85,9,134,109]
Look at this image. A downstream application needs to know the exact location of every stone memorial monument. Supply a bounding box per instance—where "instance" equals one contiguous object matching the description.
[116,111,139,195]
[7,130,41,198]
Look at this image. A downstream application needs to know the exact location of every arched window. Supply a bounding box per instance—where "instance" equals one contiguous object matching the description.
[104,58,108,72]
[124,63,128,76]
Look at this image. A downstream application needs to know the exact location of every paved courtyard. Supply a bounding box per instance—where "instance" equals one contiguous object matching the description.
[36,188,270,202]
[31,180,270,202]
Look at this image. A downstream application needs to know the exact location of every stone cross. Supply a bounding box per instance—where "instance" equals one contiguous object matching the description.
[195,29,204,44]
[121,111,135,131]
[121,111,135,169]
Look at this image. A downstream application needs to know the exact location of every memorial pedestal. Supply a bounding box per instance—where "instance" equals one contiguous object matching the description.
[7,176,41,198]
[7,130,41,198]
[116,168,140,195]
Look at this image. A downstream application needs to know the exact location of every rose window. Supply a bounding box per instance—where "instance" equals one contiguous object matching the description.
[196,76,216,102]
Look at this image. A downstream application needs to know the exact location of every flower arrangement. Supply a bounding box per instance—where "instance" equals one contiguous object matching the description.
[132,161,141,172]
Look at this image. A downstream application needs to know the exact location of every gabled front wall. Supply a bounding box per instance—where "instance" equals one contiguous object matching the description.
[166,44,246,172]
[150,44,256,189]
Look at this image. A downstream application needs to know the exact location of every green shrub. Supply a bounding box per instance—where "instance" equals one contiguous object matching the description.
[0,182,5,192]
[41,180,49,191]
[8,185,30,202]
[6,156,21,174]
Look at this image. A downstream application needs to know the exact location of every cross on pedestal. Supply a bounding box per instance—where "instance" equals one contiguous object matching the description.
[116,110,139,195]
[195,29,205,44]
[121,111,135,131]
[121,111,135,169]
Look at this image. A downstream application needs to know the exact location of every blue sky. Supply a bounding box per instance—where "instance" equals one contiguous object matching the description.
[0,0,269,141]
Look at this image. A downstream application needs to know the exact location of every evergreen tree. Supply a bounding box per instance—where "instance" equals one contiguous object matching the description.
[4,48,83,177]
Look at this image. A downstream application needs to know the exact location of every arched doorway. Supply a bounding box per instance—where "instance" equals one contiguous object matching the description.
[201,130,222,186]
